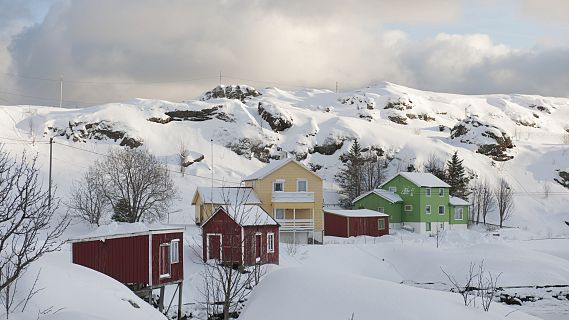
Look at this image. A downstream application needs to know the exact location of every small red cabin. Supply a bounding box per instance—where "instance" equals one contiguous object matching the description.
[324,209,389,237]
[202,206,279,266]
[70,224,184,287]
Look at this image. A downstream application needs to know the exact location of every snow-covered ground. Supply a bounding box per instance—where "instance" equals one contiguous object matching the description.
[1,82,568,319]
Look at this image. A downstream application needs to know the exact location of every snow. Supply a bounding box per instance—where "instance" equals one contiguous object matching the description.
[242,157,295,181]
[194,186,261,204]
[384,172,451,188]
[206,205,278,226]
[450,196,470,206]
[68,222,184,242]
[324,208,389,217]
[352,188,403,204]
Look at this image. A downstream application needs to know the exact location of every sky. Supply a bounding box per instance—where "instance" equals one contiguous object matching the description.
[0,0,567,107]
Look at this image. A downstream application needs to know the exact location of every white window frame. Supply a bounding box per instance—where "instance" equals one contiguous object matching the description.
[206,233,222,261]
[425,205,431,214]
[438,188,444,197]
[388,186,397,193]
[426,222,431,232]
[404,204,413,212]
[170,239,180,264]
[378,219,385,230]
[296,179,308,192]
[159,243,171,279]
[438,205,445,215]
[425,188,431,197]
[273,179,284,192]
[454,207,464,220]
[378,207,385,213]
[275,208,285,220]
[267,233,275,253]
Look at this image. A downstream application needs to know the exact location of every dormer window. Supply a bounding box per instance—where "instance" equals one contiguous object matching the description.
[273,180,284,192]
[297,179,307,192]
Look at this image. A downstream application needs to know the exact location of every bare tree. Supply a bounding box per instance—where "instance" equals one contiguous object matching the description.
[562,132,569,145]
[471,179,495,225]
[423,153,446,181]
[361,151,386,192]
[441,262,478,306]
[89,148,176,223]
[495,178,514,228]
[1,269,42,318]
[69,166,107,226]
[476,261,502,312]
[0,148,69,317]
[542,182,551,199]
[179,141,190,176]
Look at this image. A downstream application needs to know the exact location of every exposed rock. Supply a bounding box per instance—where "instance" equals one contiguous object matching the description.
[450,116,514,161]
[292,151,308,161]
[384,98,414,111]
[161,105,235,122]
[515,119,539,128]
[201,85,261,102]
[258,102,293,132]
[499,294,523,306]
[406,113,417,119]
[147,117,172,124]
[311,138,344,155]
[225,138,275,163]
[120,137,143,149]
[555,170,569,189]
[309,163,322,172]
[418,113,436,122]
[338,94,376,110]
[529,104,551,114]
[47,121,143,148]
[388,115,408,125]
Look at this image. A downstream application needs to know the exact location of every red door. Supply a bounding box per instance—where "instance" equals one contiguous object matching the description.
[255,234,262,262]
[208,234,221,260]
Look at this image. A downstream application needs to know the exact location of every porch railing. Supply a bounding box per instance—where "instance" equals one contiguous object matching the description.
[276,219,314,231]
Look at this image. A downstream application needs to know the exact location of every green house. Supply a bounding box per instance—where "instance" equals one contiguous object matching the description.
[352,172,469,234]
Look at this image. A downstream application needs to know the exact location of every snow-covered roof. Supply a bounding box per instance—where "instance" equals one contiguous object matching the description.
[324,209,388,218]
[382,172,450,188]
[449,196,470,206]
[243,157,321,181]
[68,222,184,242]
[203,205,278,227]
[352,189,403,204]
[193,187,260,205]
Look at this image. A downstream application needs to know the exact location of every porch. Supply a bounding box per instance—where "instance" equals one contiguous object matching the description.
[273,208,316,244]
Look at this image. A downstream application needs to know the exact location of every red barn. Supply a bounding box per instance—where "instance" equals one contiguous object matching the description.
[202,206,279,266]
[70,224,184,316]
[324,209,389,237]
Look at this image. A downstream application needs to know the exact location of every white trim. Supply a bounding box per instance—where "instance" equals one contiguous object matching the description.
[267,232,275,253]
[274,208,285,220]
[454,207,464,220]
[170,239,180,264]
[438,205,445,215]
[206,233,222,260]
[425,188,431,197]
[377,219,385,230]
[296,178,308,192]
[159,242,171,279]
[404,204,413,211]
[69,228,185,243]
[148,234,153,286]
[439,188,444,197]
[388,186,397,193]
[425,205,431,214]
[273,179,285,192]
[243,157,322,181]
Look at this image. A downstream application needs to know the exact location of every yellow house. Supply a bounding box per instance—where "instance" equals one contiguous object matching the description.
[191,157,324,244]
[242,157,324,244]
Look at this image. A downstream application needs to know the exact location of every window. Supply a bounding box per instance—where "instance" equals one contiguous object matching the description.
[159,243,171,278]
[378,207,385,213]
[378,219,385,230]
[297,179,307,192]
[170,239,179,264]
[273,180,284,192]
[404,204,413,212]
[438,205,445,215]
[388,186,397,193]
[275,208,285,220]
[425,205,431,214]
[454,207,464,220]
[267,233,275,253]
[438,188,444,197]
[426,222,431,232]
[425,188,431,197]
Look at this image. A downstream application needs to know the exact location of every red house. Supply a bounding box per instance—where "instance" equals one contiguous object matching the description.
[202,206,279,266]
[324,209,389,237]
[70,224,184,316]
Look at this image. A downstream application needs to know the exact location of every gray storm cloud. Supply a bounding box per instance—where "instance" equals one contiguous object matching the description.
[1,0,568,107]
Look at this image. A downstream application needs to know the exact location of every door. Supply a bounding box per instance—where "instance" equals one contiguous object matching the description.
[207,234,221,260]
[255,234,262,262]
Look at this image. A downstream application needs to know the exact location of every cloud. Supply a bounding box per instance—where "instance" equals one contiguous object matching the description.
[1,0,568,106]
[519,0,569,24]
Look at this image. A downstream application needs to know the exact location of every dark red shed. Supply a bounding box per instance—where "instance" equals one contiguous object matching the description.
[70,224,184,287]
[202,206,279,266]
[324,209,389,237]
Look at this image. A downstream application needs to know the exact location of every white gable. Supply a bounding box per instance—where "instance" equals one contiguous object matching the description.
[382,172,450,188]
[195,187,261,205]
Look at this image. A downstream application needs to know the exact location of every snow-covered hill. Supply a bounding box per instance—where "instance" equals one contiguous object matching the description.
[2,81,568,235]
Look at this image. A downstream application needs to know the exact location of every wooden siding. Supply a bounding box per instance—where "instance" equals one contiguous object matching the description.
[72,235,149,285]
[151,232,184,286]
[245,161,324,232]
[202,210,243,265]
[324,212,348,237]
[324,212,390,238]
[243,226,279,265]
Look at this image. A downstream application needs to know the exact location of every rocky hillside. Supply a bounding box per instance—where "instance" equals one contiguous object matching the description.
[1,82,568,235]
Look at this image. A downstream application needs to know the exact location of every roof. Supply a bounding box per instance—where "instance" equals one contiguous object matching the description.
[243,157,321,181]
[192,187,261,205]
[324,208,389,218]
[352,189,403,204]
[202,205,279,227]
[68,222,184,243]
[381,172,450,188]
[449,196,470,206]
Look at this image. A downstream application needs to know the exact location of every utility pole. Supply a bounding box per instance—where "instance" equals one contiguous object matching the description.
[219,71,222,86]
[59,76,63,108]
[48,137,53,207]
